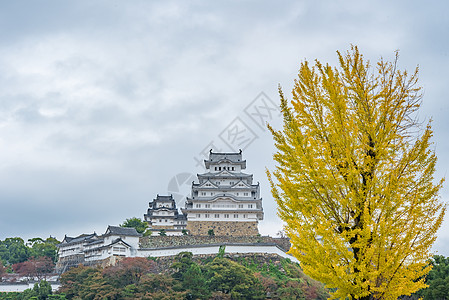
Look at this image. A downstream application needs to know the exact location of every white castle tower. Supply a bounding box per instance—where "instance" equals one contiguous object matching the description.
[182,150,264,236]
[144,194,187,235]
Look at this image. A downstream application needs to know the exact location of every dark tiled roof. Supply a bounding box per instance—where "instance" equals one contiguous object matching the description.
[59,233,97,246]
[176,214,187,220]
[208,151,243,163]
[84,238,132,252]
[86,239,104,245]
[154,195,175,202]
[148,206,177,212]
[197,172,252,178]
[105,225,142,237]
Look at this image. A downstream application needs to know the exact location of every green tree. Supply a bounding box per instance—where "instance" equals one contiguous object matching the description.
[416,255,449,299]
[268,46,446,299]
[2,238,29,264]
[182,264,210,299]
[29,237,59,264]
[217,245,226,258]
[137,274,187,299]
[32,280,53,300]
[171,252,195,281]
[0,260,4,282]
[59,264,99,299]
[120,217,148,234]
[0,242,8,264]
[205,257,265,299]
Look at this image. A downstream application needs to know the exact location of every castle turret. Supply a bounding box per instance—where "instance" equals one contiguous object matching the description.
[144,194,187,235]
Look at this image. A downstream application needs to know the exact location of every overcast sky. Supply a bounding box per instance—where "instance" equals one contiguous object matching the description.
[0,1,448,255]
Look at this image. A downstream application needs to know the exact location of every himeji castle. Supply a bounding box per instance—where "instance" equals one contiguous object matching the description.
[181,150,264,236]
[56,150,297,272]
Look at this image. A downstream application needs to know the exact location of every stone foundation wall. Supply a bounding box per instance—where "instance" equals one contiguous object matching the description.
[187,221,259,236]
[151,225,175,230]
[55,254,85,273]
[139,236,290,251]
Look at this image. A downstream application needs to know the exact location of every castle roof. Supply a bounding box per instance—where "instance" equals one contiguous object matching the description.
[153,195,175,202]
[104,225,141,237]
[84,238,132,252]
[204,150,246,169]
[197,171,252,178]
[59,233,97,246]
[177,214,187,220]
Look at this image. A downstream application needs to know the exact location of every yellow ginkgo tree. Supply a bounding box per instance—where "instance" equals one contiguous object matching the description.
[267,46,446,299]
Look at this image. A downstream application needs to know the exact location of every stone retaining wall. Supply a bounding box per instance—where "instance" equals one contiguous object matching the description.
[55,254,84,273]
[139,235,290,252]
[187,221,259,236]
[151,225,175,230]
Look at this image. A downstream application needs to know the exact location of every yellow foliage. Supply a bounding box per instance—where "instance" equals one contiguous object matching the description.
[268,46,446,300]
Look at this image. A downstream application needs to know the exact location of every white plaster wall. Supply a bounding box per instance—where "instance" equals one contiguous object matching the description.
[0,283,60,293]
[126,236,140,248]
[58,243,84,258]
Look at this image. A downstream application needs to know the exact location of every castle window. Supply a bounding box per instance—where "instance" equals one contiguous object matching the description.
[248,204,253,208]
[244,193,248,196]
[230,182,234,185]
[215,167,217,170]
[232,167,235,171]
[243,214,247,218]
[224,214,229,218]
[215,214,220,218]
[205,214,209,218]
[238,204,243,208]
[234,214,238,218]
[219,167,221,170]
[196,204,201,208]
[196,214,201,218]
[205,204,210,208]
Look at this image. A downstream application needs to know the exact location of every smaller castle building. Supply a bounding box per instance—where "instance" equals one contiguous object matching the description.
[144,194,187,236]
[56,226,141,273]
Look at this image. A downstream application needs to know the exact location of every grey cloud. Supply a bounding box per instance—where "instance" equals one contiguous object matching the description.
[0,1,448,257]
